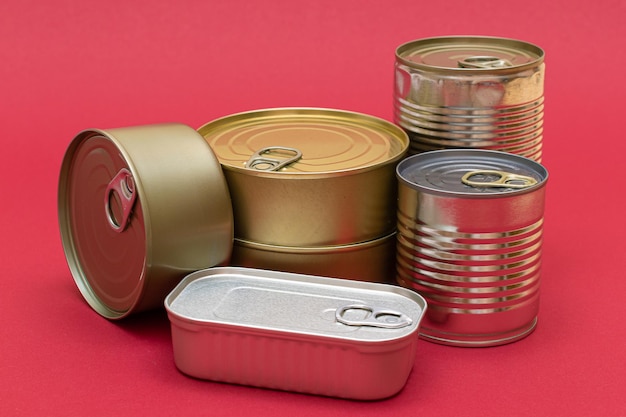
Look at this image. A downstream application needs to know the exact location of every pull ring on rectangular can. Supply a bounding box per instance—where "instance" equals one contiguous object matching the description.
[461,169,538,189]
[336,304,413,329]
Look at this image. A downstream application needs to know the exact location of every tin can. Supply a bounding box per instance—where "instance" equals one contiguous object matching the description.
[198,108,409,247]
[165,267,427,400]
[395,149,548,346]
[394,36,545,161]
[230,232,397,283]
[58,124,234,319]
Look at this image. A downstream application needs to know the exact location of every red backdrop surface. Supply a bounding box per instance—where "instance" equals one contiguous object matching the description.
[1,0,624,416]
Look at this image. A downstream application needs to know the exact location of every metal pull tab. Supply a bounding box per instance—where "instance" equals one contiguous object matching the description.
[246,146,302,171]
[335,304,413,329]
[461,170,538,189]
[105,168,137,232]
[458,56,513,69]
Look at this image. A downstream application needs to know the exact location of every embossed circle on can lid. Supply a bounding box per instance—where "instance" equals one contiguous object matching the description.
[198,108,409,176]
[397,149,548,197]
[396,36,544,72]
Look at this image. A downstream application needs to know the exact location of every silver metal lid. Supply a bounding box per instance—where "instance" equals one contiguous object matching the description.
[397,149,548,197]
[165,267,427,342]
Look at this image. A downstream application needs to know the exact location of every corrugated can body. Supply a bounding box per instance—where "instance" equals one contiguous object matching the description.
[394,36,545,161]
[165,267,427,400]
[395,150,548,346]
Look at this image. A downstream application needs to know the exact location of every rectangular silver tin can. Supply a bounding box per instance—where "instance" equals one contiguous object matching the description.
[164,267,427,400]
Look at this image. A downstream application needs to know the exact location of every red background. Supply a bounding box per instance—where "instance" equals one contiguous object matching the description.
[2,0,624,415]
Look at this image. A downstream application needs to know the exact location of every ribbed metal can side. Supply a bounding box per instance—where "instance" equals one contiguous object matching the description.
[394,36,545,162]
[394,149,548,346]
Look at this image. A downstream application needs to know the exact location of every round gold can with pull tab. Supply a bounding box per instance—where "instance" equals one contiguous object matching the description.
[198,108,409,248]
[395,149,548,346]
[394,36,545,161]
[198,108,409,283]
[58,124,234,319]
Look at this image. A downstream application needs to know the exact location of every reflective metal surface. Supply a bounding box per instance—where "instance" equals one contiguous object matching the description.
[165,267,427,400]
[58,124,234,319]
[395,149,548,346]
[199,108,409,246]
[395,36,545,161]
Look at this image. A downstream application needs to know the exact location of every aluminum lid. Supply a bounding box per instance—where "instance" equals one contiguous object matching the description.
[198,108,409,175]
[396,36,544,72]
[397,149,548,197]
[166,267,426,342]
[58,124,234,319]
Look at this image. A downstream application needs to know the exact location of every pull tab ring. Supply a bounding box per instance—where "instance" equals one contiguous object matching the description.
[458,56,513,69]
[335,304,413,329]
[105,168,137,232]
[461,170,538,189]
[246,146,302,171]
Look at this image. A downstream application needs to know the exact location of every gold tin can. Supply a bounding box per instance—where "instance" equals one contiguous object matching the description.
[198,108,409,247]
[230,233,397,283]
[395,36,545,161]
[58,123,234,319]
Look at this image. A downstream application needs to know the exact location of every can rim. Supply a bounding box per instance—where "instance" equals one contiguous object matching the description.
[396,149,549,198]
[198,107,409,178]
[58,128,151,319]
[395,35,545,74]
[164,266,427,343]
[233,232,396,254]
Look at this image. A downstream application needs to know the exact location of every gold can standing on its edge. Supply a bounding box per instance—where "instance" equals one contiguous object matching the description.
[394,36,545,161]
[58,124,234,319]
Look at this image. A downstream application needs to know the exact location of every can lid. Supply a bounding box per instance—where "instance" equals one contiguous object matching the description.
[198,108,409,175]
[165,267,427,342]
[396,36,544,72]
[58,124,234,319]
[397,149,548,197]
[59,131,147,317]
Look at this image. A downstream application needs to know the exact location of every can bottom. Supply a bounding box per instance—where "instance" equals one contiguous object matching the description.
[419,317,537,347]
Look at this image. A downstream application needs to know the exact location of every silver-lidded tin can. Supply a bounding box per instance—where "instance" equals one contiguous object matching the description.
[394,36,545,161]
[165,267,427,400]
[58,124,234,319]
[395,149,548,346]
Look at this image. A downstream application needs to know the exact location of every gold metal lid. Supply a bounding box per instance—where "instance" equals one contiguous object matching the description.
[396,36,544,73]
[58,124,234,319]
[198,108,409,175]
